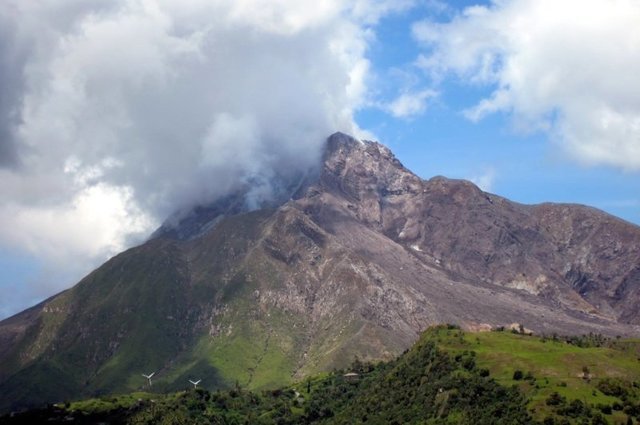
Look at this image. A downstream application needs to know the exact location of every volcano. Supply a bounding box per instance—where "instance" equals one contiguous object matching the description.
[1,132,639,411]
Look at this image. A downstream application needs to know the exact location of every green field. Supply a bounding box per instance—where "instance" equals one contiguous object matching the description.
[429,327,640,423]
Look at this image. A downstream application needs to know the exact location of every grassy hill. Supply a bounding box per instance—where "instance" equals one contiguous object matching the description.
[3,326,640,424]
[434,327,640,422]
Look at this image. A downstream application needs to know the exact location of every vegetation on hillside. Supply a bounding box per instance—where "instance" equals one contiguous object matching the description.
[2,326,640,425]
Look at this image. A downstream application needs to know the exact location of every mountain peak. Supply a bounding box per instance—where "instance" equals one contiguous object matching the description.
[324,131,364,159]
[317,132,420,206]
[324,132,394,162]
[156,133,401,239]
[2,132,640,412]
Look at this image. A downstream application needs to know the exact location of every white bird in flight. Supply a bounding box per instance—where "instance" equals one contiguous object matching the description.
[189,379,201,389]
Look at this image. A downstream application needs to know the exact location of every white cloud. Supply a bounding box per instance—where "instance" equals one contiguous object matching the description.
[0,185,151,264]
[385,89,437,118]
[413,0,640,170]
[468,167,496,192]
[0,0,416,317]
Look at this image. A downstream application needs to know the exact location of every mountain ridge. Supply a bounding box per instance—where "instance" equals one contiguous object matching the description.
[0,132,638,412]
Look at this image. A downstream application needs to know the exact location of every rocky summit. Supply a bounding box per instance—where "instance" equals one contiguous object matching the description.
[1,132,639,411]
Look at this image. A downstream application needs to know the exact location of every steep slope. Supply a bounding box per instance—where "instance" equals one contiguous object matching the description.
[311,133,640,324]
[0,132,638,412]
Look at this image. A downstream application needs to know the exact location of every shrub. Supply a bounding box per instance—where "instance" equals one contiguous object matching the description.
[462,356,476,371]
[597,378,629,398]
[591,413,608,425]
[557,399,589,418]
[546,392,566,406]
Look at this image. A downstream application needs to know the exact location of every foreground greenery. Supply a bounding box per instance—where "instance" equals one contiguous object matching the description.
[2,326,640,424]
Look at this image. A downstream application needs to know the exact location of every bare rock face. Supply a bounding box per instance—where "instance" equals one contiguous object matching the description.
[1,131,639,411]
[305,133,640,326]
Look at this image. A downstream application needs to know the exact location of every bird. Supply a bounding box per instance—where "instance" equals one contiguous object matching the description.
[188,379,201,389]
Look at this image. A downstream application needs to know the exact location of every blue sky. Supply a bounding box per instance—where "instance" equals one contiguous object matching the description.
[358,1,640,223]
[0,0,638,319]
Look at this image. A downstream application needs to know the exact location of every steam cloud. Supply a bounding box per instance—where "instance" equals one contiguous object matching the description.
[0,0,412,315]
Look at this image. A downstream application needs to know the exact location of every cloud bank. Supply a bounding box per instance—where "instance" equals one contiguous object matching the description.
[386,89,437,119]
[0,0,413,314]
[413,0,640,170]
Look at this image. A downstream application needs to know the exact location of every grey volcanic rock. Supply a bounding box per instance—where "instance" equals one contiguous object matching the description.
[306,133,640,325]
[0,131,639,412]
[292,135,636,329]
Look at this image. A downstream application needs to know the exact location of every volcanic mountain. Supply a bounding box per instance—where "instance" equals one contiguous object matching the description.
[1,132,639,411]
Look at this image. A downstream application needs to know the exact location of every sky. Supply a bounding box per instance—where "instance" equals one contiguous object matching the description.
[0,0,639,319]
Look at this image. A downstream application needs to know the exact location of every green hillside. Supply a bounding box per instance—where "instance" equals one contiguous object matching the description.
[3,326,640,425]
[433,327,640,424]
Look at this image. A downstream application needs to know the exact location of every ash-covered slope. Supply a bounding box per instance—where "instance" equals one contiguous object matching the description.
[312,133,640,325]
[0,132,638,412]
